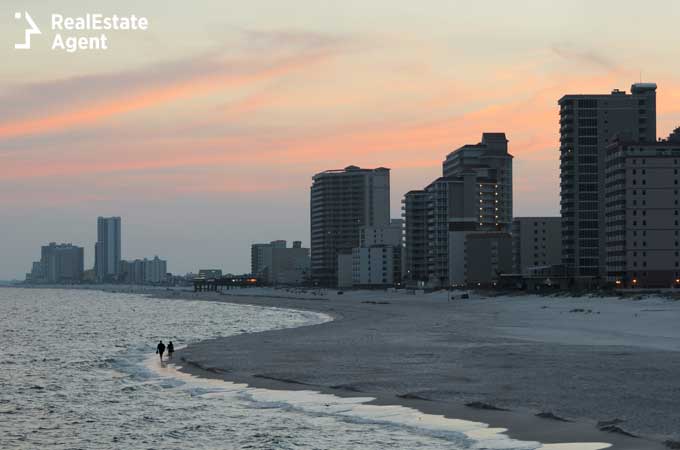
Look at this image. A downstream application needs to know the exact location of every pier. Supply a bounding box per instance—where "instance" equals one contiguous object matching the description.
[192,276,261,292]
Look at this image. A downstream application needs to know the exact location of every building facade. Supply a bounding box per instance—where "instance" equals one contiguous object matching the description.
[310,166,390,286]
[512,217,562,274]
[251,240,287,277]
[559,83,657,277]
[402,133,513,287]
[120,256,168,284]
[95,216,121,282]
[605,128,680,288]
[351,246,399,287]
[144,256,168,284]
[32,242,84,283]
[443,132,513,230]
[351,219,403,288]
[464,233,513,285]
[446,171,507,286]
[197,269,223,279]
[251,240,310,285]
[401,190,427,285]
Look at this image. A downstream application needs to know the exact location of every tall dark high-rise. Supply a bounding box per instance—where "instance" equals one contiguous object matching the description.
[402,190,428,284]
[402,133,513,287]
[558,83,657,277]
[310,166,390,286]
[95,216,122,282]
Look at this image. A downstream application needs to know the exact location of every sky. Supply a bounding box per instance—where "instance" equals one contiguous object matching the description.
[2,0,680,279]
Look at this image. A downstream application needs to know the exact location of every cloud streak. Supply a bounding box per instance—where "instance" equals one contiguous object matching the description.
[0,52,335,139]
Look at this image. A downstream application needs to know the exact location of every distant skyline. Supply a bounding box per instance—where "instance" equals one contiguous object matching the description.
[3,0,680,279]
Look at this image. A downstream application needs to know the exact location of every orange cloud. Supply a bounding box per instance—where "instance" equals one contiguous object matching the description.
[0,52,332,140]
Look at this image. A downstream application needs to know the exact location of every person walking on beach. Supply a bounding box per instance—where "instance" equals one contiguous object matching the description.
[167,341,174,359]
[156,340,166,362]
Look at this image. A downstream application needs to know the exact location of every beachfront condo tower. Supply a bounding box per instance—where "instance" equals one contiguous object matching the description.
[95,216,122,282]
[310,166,390,287]
[401,190,428,286]
[403,133,514,287]
[605,128,680,288]
[558,83,657,278]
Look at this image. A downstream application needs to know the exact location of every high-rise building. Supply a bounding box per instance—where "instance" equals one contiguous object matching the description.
[402,133,513,287]
[443,132,513,229]
[40,242,84,283]
[512,217,562,274]
[310,166,390,286]
[95,216,121,282]
[558,83,657,277]
[401,190,428,285]
[605,128,680,288]
[446,171,510,285]
[424,177,451,285]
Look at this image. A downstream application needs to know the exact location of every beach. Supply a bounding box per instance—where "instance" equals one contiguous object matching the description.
[170,288,680,450]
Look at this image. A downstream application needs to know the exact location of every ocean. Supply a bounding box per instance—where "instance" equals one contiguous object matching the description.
[0,288,607,450]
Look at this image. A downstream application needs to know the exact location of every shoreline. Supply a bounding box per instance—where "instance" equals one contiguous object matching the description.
[164,288,678,450]
[148,351,610,450]
[10,285,677,449]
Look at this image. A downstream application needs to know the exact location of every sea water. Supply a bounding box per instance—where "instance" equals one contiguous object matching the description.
[0,288,609,450]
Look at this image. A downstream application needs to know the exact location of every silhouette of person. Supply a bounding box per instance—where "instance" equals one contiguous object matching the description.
[167,341,174,359]
[156,340,166,361]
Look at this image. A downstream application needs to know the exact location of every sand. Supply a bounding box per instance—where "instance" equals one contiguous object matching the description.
[157,288,679,450]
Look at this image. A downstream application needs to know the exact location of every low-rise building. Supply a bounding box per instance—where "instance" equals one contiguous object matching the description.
[120,256,168,284]
[198,269,223,279]
[351,219,403,288]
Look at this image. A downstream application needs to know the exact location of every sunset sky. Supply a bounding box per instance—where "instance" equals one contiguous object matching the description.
[3,0,680,279]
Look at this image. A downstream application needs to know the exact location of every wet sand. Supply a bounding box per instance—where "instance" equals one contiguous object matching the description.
[166,288,680,450]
